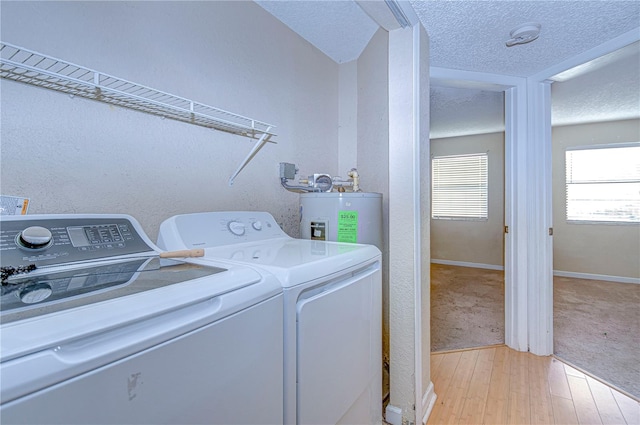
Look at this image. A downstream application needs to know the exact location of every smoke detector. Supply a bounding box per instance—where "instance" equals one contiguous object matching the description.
[506,22,541,47]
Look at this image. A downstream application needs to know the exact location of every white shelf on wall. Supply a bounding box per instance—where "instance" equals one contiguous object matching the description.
[0,41,276,185]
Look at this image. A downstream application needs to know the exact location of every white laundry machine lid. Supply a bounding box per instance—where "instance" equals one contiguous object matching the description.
[202,239,380,288]
[157,211,381,288]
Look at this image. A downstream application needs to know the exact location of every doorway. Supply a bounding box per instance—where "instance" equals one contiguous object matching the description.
[549,42,640,398]
[429,86,506,352]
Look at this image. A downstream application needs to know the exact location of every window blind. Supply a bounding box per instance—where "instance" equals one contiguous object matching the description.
[566,144,640,223]
[432,153,488,219]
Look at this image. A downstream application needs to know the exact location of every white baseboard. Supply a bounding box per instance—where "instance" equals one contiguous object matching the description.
[553,270,640,285]
[430,262,638,284]
[384,404,402,425]
[431,259,504,271]
[421,382,437,425]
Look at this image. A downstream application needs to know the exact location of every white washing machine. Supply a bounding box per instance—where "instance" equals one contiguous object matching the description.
[157,211,382,425]
[0,214,283,425]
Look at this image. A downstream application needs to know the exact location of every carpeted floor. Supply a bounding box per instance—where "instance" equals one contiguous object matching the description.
[430,264,505,351]
[430,264,640,399]
[553,275,640,399]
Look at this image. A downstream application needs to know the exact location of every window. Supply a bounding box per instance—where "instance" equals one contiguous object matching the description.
[565,144,640,223]
[432,153,488,219]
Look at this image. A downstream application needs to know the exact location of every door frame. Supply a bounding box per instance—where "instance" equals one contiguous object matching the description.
[430,28,639,356]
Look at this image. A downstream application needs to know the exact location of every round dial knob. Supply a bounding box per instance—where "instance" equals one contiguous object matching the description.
[18,226,53,250]
[228,221,246,236]
[252,221,263,231]
[19,283,53,304]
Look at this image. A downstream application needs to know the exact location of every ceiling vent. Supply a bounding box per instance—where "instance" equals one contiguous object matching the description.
[506,22,541,47]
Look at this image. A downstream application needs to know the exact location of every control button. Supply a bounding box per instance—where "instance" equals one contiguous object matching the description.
[19,283,53,304]
[252,221,263,231]
[228,221,246,236]
[17,226,53,250]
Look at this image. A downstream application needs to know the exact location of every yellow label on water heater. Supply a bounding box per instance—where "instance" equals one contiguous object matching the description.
[337,210,358,243]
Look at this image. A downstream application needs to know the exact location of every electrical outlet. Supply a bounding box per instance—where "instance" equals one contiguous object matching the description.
[279,162,296,179]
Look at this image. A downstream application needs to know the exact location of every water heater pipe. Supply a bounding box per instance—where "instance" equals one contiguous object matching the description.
[347,169,360,192]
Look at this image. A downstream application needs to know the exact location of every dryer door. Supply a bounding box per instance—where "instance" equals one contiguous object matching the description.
[296,262,382,425]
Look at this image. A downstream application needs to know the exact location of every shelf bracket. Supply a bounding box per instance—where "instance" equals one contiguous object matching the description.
[228,126,273,186]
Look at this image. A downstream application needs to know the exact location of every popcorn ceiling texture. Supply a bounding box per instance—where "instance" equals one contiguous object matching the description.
[257,1,639,137]
[551,42,640,127]
[431,42,640,139]
[257,0,639,76]
[430,86,505,138]
[410,0,640,76]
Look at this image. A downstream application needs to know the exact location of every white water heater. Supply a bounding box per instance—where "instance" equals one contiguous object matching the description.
[300,192,383,250]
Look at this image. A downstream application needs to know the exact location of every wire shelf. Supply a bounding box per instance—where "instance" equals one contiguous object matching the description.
[0,42,276,138]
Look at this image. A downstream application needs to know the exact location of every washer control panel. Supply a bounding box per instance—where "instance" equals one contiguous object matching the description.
[1,215,153,267]
[227,221,246,236]
[213,213,287,244]
[162,211,289,250]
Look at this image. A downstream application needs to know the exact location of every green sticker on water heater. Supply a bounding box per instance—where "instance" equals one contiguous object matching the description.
[337,210,358,243]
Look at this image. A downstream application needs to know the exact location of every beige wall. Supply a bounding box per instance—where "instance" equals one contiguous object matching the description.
[552,119,640,279]
[430,132,505,267]
[428,119,639,279]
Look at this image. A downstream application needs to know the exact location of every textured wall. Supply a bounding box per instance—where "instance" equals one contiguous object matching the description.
[356,27,390,398]
[388,24,431,423]
[338,62,358,175]
[0,1,339,239]
[417,24,433,424]
[552,119,640,279]
[388,26,416,422]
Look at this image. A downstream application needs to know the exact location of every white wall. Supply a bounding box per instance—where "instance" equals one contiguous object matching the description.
[417,24,433,424]
[339,61,358,174]
[388,24,432,423]
[552,119,640,279]
[355,27,390,397]
[0,1,339,238]
[430,132,505,267]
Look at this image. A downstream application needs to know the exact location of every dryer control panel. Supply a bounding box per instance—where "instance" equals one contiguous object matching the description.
[158,211,290,250]
[0,215,153,267]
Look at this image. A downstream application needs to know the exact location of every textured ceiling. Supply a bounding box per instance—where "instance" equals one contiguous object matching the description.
[255,0,640,137]
[431,41,640,138]
[411,0,640,77]
[430,87,505,139]
[551,41,640,128]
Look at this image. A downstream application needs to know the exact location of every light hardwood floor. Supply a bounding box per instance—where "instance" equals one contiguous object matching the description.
[427,345,639,425]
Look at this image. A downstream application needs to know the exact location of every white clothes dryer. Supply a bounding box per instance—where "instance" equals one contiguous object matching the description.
[1,214,283,425]
[157,211,382,425]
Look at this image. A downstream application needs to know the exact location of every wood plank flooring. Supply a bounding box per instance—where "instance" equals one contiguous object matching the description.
[427,346,639,425]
